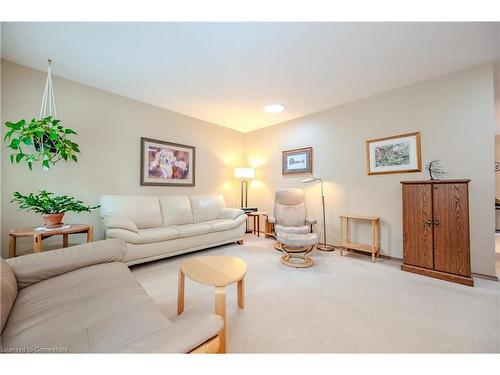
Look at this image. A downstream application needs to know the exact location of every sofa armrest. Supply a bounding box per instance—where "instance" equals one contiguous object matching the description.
[103,215,138,233]
[218,208,245,220]
[116,313,224,353]
[267,215,276,224]
[306,218,317,225]
[6,239,126,289]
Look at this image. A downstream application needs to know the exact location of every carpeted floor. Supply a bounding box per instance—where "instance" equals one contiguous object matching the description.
[131,235,500,353]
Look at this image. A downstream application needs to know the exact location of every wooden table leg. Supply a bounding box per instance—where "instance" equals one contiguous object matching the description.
[34,234,43,253]
[376,220,380,258]
[257,215,260,237]
[9,235,16,258]
[87,226,93,242]
[177,269,185,315]
[215,286,227,354]
[237,277,245,309]
[63,234,69,248]
[339,218,344,256]
[371,220,375,262]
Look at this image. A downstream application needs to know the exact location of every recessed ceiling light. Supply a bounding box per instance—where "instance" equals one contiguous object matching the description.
[263,103,285,113]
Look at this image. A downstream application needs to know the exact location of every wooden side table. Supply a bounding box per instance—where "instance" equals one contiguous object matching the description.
[263,213,275,238]
[246,211,267,237]
[8,224,93,258]
[339,215,380,262]
[177,256,247,354]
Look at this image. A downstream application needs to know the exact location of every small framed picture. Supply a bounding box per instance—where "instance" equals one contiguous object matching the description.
[282,147,313,175]
[141,137,195,186]
[366,132,422,175]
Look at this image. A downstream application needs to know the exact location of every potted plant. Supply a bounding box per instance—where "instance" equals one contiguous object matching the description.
[11,190,99,228]
[4,116,80,170]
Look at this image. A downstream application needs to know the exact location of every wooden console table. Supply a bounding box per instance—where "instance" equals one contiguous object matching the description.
[8,224,93,258]
[339,214,380,262]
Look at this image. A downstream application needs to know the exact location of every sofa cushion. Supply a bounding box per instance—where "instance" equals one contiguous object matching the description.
[7,239,126,289]
[190,195,225,223]
[169,223,211,238]
[100,195,162,229]
[159,195,194,226]
[1,258,18,332]
[206,215,247,233]
[103,216,138,233]
[0,262,221,353]
[275,224,311,234]
[116,313,223,353]
[218,208,245,220]
[106,227,179,244]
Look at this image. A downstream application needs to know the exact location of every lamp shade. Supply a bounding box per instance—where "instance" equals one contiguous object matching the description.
[234,167,255,179]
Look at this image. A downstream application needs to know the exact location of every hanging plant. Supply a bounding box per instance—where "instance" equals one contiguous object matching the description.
[4,116,79,170]
[3,59,80,170]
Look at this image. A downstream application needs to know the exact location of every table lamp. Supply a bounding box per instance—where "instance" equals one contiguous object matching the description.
[302,176,335,251]
[234,167,255,208]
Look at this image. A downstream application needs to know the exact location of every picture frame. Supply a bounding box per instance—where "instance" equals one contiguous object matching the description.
[140,137,195,186]
[366,132,422,175]
[282,147,313,175]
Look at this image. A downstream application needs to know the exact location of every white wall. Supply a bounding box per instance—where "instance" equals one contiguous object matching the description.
[243,64,497,277]
[1,61,245,256]
[2,61,497,277]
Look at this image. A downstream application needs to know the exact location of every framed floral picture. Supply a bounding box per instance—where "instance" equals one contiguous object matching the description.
[366,132,422,175]
[282,147,313,175]
[140,137,195,186]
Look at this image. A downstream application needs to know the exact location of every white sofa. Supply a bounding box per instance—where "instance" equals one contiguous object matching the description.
[1,239,224,353]
[99,195,247,265]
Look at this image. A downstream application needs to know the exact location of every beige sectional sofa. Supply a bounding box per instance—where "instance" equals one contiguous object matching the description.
[0,239,224,353]
[100,194,246,265]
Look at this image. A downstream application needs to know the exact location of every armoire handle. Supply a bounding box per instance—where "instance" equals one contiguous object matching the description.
[425,219,432,225]
[434,219,440,226]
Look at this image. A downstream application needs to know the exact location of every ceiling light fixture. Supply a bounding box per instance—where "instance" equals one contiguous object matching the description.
[263,103,285,113]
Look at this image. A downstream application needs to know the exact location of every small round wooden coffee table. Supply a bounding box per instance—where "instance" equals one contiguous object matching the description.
[177,256,247,353]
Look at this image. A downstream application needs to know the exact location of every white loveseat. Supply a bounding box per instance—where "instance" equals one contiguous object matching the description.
[99,195,246,265]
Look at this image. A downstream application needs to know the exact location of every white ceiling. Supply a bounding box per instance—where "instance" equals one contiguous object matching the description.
[2,22,500,133]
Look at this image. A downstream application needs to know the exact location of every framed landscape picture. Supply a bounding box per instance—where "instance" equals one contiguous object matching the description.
[366,132,421,175]
[282,147,313,175]
[140,137,195,186]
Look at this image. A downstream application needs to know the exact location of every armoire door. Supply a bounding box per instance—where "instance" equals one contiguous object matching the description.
[432,183,471,276]
[402,184,434,269]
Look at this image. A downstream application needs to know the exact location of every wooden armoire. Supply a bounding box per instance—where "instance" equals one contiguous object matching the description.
[400,179,473,286]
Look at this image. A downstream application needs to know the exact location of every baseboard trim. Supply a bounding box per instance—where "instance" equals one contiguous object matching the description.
[472,272,499,282]
[401,264,474,286]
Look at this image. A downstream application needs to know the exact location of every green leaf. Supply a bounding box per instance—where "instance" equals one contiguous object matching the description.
[64,128,77,135]
[22,137,32,145]
[4,129,14,141]
[9,139,20,150]
[42,159,50,170]
[71,155,78,162]
[27,161,33,170]
[15,153,24,163]
[48,132,58,140]
[9,154,14,164]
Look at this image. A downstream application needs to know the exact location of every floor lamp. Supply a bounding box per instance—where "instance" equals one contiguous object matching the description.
[302,177,335,251]
[234,167,255,208]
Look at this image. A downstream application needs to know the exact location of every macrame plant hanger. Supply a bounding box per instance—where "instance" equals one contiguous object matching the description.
[39,59,57,120]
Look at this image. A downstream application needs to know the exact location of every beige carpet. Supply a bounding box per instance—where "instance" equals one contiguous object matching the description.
[131,235,500,353]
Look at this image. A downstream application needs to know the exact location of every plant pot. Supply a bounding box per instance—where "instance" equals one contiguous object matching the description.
[42,213,64,228]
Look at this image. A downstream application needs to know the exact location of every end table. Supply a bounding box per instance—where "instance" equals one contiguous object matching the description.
[8,224,93,258]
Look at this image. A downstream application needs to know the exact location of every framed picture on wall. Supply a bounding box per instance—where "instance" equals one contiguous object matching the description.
[366,132,422,175]
[282,147,313,175]
[140,137,195,186]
